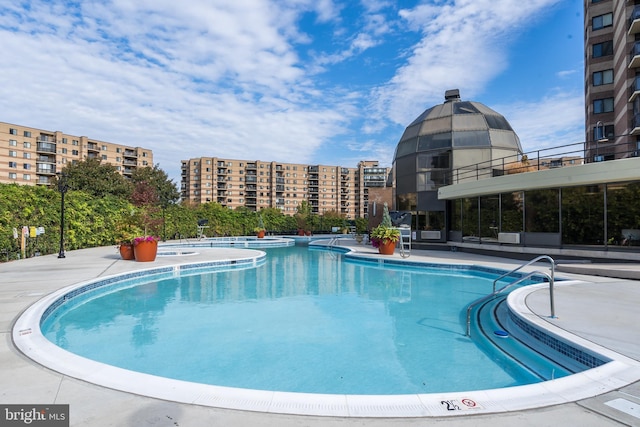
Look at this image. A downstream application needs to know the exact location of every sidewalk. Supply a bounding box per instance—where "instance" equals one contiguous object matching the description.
[1,243,639,426]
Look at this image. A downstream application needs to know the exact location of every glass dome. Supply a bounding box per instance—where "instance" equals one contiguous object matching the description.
[393,90,522,161]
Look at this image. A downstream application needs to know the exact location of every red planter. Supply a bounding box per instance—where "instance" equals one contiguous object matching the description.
[257,230,265,238]
[134,240,158,262]
[378,240,396,255]
[119,244,135,260]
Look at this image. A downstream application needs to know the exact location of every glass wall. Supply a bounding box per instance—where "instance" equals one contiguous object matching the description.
[561,185,604,245]
[525,189,559,232]
[480,195,499,240]
[445,181,640,249]
[501,191,524,232]
[461,197,479,241]
[604,182,640,246]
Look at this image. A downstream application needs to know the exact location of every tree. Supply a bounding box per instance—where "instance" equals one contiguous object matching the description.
[58,158,132,198]
[130,165,180,206]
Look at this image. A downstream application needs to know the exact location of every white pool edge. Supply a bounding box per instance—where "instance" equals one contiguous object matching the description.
[12,265,640,418]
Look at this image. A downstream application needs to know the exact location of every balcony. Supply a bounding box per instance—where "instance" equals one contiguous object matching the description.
[36,165,56,174]
[631,113,640,135]
[36,142,56,154]
[123,149,137,158]
[630,76,640,103]
[37,155,55,163]
[37,177,53,185]
[630,5,640,35]
[87,142,99,152]
[630,42,640,69]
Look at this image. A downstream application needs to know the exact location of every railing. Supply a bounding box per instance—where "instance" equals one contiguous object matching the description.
[466,255,556,337]
[447,140,640,185]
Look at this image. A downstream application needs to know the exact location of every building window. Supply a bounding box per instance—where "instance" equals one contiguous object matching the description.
[8,172,17,179]
[72,150,79,155]
[23,152,31,159]
[23,163,31,169]
[592,41,613,58]
[9,139,17,146]
[593,69,613,86]
[102,155,107,160]
[8,161,17,168]
[593,124,614,140]
[61,148,67,154]
[9,150,17,157]
[594,98,614,113]
[23,141,31,148]
[9,128,17,135]
[72,140,79,146]
[592,13,613,30]
[23,131,31,137]
[62,137,68,144]
[23,174,31,180]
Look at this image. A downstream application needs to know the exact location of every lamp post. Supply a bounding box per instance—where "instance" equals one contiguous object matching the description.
[57,172,69,259]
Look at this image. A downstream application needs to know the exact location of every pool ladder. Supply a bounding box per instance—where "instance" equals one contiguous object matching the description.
[466,255,556,337]
[397,227,411,258]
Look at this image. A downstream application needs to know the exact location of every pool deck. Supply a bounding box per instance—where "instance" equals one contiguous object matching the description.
[1,240,640,426]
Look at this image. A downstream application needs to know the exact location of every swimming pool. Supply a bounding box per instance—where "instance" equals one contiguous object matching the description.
[15,243,638,417]
[38,245,572,396]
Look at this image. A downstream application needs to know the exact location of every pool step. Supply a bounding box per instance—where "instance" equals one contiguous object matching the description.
[470,297,574,381]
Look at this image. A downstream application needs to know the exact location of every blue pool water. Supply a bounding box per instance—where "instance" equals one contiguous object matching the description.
[41,246,563,395]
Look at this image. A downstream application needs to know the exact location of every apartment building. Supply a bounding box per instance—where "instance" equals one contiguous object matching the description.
[0,121,153,186]
[180,157,389,218]
[584,0,640,161]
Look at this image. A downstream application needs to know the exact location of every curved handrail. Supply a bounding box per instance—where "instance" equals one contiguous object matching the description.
[466,255,557,337]
[493,255,555,293]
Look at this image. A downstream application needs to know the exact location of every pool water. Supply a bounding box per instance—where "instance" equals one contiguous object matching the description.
[41,246,557,395]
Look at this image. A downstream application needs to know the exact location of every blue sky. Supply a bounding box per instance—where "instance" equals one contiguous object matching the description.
[0,0,584,183]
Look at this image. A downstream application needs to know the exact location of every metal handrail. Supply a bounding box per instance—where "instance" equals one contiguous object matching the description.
[466,255,556,337]
[492,255,555,293]
[466,270,555,337]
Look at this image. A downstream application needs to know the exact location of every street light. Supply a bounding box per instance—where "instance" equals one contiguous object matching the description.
[57,172,69,259]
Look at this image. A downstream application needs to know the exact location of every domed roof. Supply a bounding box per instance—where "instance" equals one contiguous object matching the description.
[394,89,522,160]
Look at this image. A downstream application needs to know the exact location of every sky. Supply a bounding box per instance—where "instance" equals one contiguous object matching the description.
[0,0,584,183]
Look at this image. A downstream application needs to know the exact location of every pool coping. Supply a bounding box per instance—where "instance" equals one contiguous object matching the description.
[11,244,640,418]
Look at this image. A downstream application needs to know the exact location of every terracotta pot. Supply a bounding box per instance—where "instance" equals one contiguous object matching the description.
[257,230,265,238]
[305,230,312,236]
[133,240,158,262]
[378,239,396,255]
[297,229,305,236]
[119,244,135,260]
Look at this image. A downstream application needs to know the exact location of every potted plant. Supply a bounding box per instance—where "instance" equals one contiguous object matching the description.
[114,209,143,260]
[133,235,159,262]
[370,203,400,255]
[254,215,266,238]
[354,217,367,244]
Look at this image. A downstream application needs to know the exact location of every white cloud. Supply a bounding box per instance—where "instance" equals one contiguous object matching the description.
[0,0,582,182]
[369,0,564,127]
[498,91,585,154]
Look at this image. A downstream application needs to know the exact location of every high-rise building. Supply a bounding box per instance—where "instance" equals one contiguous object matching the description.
[180,157,389,218]
[0,121,153,186]
[584,0,640,161]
